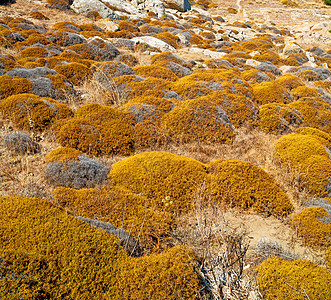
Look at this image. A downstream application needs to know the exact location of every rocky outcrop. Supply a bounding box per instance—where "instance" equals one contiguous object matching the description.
[71,0,121,19]
[163,0,191,12]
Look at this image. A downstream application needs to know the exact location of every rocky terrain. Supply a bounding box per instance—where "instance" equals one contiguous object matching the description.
[0,0,330,299]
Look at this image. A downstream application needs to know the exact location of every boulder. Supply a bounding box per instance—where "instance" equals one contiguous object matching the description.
[71,0,121,19]
[145,0,165,17]
[163,0,191,12]
[282,42,304,56]
[131,36,176,52]
[102,0,147,17]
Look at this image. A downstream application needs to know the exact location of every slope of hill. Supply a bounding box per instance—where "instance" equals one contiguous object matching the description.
[0,0,330,299]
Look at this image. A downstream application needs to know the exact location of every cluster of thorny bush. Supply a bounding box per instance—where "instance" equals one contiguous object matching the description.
[1,0,331,299]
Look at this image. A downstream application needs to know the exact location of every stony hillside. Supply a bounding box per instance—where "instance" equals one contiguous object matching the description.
[0,0,330,299]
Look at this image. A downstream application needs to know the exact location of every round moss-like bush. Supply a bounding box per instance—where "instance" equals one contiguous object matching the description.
[275,133,331,196]
[326,247,331,268]
[54,62,91,86]
[207,159,293,217]
[161,98,235,145]
[54,104,134,156]
[19,46,48,59]
[108,151,208,214]
[275,74,303,91]
[133,65,179,82]
[257,257,331,300]
[0,93,73,131]
[0,74,32,99]
[52,184,173,252]
[259,103,303,134]
[116,246,201,299]
[287,97,331,133]
[252,81,292,105]
[291,207,331,249]
[292,86,320,100]
[44,147,110,189]
[0,196,127,299]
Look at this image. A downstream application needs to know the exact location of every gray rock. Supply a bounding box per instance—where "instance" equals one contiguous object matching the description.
[92,62,134,88]
[77,216,141,256]
[31,77,55,98]
[163,0,191,12]
[112,38,136,51]
[6,67,57,79]
[102,0,143,16]
[283,42,304,56]
[47,31,86,47]
[145,0,165,17]
[132,36,176,52]
[71,0,121,19]
[159,61,192,77]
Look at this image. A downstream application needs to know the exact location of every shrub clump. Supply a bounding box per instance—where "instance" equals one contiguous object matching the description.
[257,257,331,300]
[53,62,91,86]
[290,207,331,249]
[161,98,235,145]
[3,132,40,154]
[44,147,110,189]
[108,151,208,214]
[287,97,331,133]
[0,196,127,299]
[54,104,134,156]
[116,246,201,299]
[46,0,70,10]
[259,103,303,134]
[133,65,179,82]
[0,93,73,131]
[0,74,32,99]
[252,81,292,105]
[52,184,173,252]
[274,133,331,196]
[207,159,293,217]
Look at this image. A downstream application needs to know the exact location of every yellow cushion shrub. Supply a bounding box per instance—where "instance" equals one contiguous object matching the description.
[19,46,48,59]
[292,86,320,100]
[170,69,252,100]
[155,32,181,49]
[54,62,91,85]
[0,196,127,299]
[259,103,303,134]
[108,151,208,214]
[116,246,201,300]
[252,50,280,65]
[161,98,235,145]
[207,159,293,217]
[45,146,83,162]
[113,75,172,100]
[133,65,179,82]
[275,74,303,91]
[55,104,134,156]
[52,185,173,252]
[252,81,292,105]
[287,97,331,133]
[0,75,32,99]
[291,207,331,249]
[296,127,331,148]
[257,257,331,300]
[200,91,259,127]
[275,133,331,196]
[133,119,168,149]
[326,247,331,269]
[151,51,190,68]
[0,93,73,131]
[314,80,331,93]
